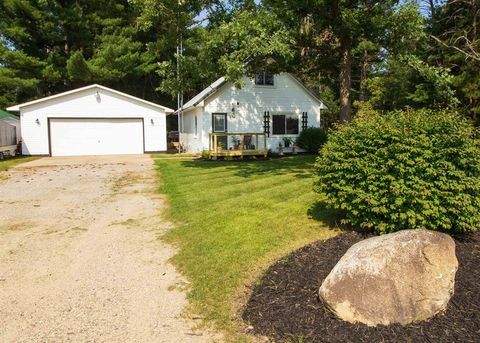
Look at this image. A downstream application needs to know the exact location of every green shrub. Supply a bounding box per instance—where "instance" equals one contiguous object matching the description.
[314,108,480,234]
[201,150,211,160]
[296,127,328,153]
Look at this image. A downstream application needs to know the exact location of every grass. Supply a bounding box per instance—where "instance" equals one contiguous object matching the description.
[151,152,200,159]
[155,155,339,339]
[0,156,38,172]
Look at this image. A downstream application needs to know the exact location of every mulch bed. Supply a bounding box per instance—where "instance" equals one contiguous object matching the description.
[243,231,480,343]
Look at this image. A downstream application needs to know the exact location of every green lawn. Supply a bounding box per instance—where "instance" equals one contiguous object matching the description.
[0,156,38,172]
[151,152,200,159]
[156,155,338,337]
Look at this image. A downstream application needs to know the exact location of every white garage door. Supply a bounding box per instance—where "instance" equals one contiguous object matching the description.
[49,118,144,156]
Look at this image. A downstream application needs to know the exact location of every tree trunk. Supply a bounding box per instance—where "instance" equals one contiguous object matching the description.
[473,0,477,39]
[428,0,435,19]
[339,36,352,122]
[359,50,368,102]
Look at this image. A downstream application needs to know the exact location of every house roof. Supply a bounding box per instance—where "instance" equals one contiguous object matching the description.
[0,109,18,120]
[176,73,326,113]
[180,77,227,112]
[7,84,174,112]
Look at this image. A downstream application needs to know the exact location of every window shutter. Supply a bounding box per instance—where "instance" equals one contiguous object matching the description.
[302,112,308,131]
[263,111,270,137]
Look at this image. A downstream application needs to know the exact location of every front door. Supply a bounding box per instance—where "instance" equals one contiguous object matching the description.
[212,113,227,149]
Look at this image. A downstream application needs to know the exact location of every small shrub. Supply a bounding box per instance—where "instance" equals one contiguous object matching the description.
[314,108,480,234]
[201,150,210,160]
[296,127,328,153]
[267,149,280,158]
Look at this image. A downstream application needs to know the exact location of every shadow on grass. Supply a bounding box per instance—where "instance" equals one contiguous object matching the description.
[179,155,317,179]
[307,200,363,233]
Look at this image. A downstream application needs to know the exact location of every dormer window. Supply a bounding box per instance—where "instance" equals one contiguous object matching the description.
[254,72,274,86]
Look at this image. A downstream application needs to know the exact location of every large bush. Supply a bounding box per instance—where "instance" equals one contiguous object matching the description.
[296,127,328,153]
[314,108,480,234]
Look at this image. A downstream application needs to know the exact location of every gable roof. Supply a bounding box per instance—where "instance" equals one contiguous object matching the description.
[180,77,227,112]
[176,73,326,113]
[7,84,174,112]
[0,109,18,120]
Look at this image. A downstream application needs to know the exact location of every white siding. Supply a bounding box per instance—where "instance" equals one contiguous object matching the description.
[19,87,167,155]
[180,107,203,153]
[192,73,321,153]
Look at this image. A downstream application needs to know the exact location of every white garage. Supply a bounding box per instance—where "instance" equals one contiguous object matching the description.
[7,84,173,156]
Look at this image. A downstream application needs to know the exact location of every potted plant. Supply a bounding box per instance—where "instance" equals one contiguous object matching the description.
[231,136,240,150]
[282,137,293,148]
[282,137,294,153]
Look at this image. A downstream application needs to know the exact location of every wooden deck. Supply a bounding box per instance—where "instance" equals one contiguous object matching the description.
[209,132,268,159]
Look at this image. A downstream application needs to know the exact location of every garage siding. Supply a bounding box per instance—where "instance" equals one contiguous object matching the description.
[20,87,167,155]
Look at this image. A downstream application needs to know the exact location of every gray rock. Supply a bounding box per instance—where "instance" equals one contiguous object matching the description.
[319,230,458,326]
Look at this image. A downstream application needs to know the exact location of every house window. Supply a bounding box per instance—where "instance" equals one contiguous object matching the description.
[194,115,198,137]
[272,114,299,135]
[254,72,274,86]
[212,113,227,132]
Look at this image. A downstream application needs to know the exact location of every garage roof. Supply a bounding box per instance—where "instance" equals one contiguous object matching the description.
[7,84,174,113]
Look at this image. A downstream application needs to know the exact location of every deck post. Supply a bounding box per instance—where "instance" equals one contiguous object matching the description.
[240,134,244,160]
[264,134,267,157]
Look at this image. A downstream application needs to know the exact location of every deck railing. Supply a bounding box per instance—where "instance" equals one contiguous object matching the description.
[208,132,268,159]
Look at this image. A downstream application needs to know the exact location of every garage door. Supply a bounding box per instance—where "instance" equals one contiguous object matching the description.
[49,118,144,156]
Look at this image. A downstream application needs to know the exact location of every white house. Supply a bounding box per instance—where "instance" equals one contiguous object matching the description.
[177,72,326,154]
[7,84,173,156]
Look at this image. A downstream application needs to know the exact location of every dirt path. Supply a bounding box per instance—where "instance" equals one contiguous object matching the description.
[0,156,215,343]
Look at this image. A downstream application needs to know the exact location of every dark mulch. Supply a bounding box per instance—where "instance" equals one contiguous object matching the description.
[243,231,480,343]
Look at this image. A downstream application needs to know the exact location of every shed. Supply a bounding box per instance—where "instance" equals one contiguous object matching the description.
[0,109,20,143]
[7,85,173,156]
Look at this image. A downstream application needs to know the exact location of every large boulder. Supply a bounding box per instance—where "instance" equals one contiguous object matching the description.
[319,230,458,326]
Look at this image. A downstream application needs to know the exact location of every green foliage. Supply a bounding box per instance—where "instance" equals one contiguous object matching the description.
[296,128,328,153]
[201,150,211,160]
[262,0,425,120]
[402,55,458,106]
[0,44,43,107]
[66,51,91,82]
[366,55,459,110]
[314,108,480,234]
[282,137,294,147]
[428,0,480,120]
[0,0,174,108]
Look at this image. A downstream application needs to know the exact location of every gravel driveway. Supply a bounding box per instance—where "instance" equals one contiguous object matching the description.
[0,156,214,343]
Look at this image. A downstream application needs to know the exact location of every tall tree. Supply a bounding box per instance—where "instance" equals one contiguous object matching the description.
[0,0,169,108]
[429,0,480,119]
[261,0,424,122]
